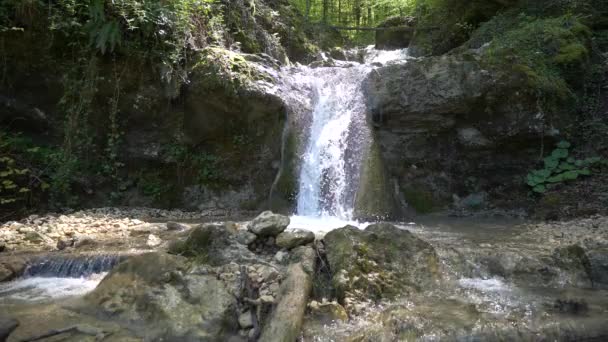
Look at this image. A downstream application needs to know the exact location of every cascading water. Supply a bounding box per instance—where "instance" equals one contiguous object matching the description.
[0,254,124,301]
[281,46,409,230]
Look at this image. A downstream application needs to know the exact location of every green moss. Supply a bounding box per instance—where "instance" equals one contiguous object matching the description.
[403,187,436,214]
[480,15,592,109]
[191,47,268,97]
[554,42,589,65]
[353,140,396,220]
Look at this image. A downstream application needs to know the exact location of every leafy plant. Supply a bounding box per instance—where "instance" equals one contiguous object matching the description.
[0,131,51,209]
[526,140,605,193]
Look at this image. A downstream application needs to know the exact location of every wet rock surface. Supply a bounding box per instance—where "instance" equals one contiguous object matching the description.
[304,216,608,341]
[324,223,440,305]
[1,211,608,341]
[362,53,549,216]
[276,228,315,249]
[247,211,290,237]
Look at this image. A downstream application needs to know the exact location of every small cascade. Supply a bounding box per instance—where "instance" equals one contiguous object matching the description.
[278,46,409,230]
[0,253,126,301]
[23,254,124,278]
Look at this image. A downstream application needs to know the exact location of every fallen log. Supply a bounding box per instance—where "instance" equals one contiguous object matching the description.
[259,246,316,342]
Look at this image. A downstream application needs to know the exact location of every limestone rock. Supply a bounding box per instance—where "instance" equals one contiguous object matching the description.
[362,53,542,215]
[170,224,260,265]
[235,230,257,245]
[73,235,96,248]
[247,211,290,237]
[166,221,188,231]
[324,223,440,303]
[276,229,315,249]
[0,257,27,282]
[147,234,162,247]
[85,252,238,340]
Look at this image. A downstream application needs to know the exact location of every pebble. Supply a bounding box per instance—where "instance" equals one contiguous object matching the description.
[147,234,162,247]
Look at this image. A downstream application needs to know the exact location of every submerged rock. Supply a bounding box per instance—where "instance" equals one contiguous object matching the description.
[247,211,290,237]
[276,229,315,249]
[324,223,440,303]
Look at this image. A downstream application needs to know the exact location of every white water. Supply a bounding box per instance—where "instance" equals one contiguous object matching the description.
[286,46,409,231]
[0,274,106,301]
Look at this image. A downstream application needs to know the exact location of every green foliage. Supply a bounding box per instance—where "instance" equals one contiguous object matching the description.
[0,131,52,210]
[526,141,605,193]
[166,143,222,186]
[192,47,265,95]
[137,171,170,201]
[482,15,591,103]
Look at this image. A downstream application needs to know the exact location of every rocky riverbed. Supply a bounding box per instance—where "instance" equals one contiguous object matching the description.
[1,209,607,341]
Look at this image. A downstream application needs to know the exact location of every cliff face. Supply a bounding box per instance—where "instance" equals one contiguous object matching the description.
[0,0,319,216]
[363,1,608,217]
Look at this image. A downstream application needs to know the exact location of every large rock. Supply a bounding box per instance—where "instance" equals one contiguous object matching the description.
[0,257,27,282]
[276,229,315,249]
[84,252,238,341]
[363,53,546,214]
[169,223,259,265]
[324,223,440,304]
[247,211,290,237]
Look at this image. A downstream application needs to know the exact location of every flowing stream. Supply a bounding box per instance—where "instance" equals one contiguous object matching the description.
[0,254,124,301]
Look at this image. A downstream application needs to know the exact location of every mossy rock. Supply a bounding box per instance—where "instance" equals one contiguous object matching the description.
[403,186,436,214]
[324,223,440,304]
[353,140,398,220]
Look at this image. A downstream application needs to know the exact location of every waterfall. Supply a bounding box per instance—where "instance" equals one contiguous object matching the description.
[280,46,409,226]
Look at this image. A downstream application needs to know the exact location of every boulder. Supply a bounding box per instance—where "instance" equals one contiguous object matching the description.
[0,257,27,282]
[276,229,315,249]
[363,53,543,214]
[169,224,260,265]
[235,230,257,245]
[85,252,238,340]
[247,211,290,237]
[166,221,188,231]
[324,223,440,303]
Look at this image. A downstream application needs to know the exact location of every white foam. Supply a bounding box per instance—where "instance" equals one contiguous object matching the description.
[0,274,106,301]
[288,215,370,234]
[363,45,410,64]
[458,277,509,292]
